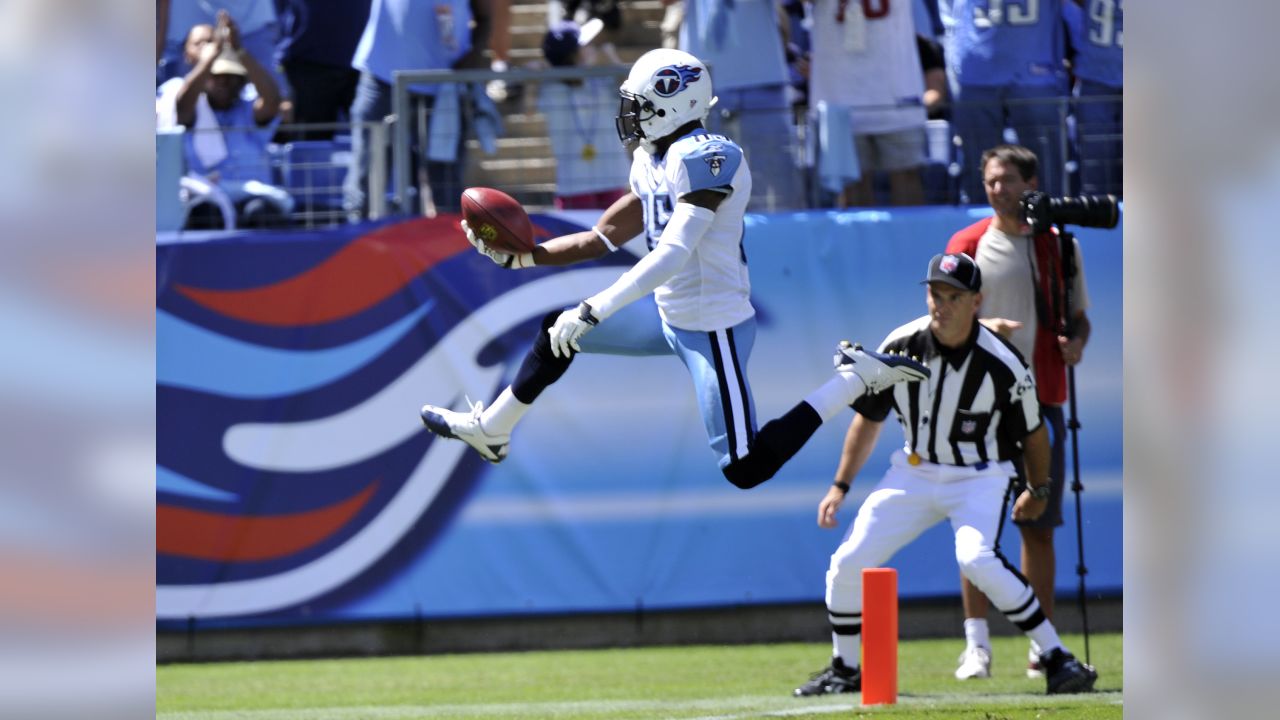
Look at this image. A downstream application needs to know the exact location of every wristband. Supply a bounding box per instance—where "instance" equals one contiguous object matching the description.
[1027,483,1051,500]
[591,226,619,252]
[833,480,850,494]
[512,251,535,268]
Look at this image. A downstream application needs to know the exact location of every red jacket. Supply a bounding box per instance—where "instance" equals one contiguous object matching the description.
[946,217,1070,406]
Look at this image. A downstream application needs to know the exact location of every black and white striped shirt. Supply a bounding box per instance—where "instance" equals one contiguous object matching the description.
[852,317,1042,467]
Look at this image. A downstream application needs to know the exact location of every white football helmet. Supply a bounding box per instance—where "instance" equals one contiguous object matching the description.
[615,48,716,152]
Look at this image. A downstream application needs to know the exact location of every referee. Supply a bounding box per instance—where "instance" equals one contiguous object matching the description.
[793,253,1097,697]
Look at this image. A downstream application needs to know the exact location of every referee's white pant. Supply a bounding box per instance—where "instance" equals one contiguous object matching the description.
[826,451,1044,633]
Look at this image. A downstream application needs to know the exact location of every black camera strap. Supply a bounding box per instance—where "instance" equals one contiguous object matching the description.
[1058,226,1078,336]
[1026,229,1069,337]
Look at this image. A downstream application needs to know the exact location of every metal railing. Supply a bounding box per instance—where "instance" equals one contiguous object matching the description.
[156,72,1120,232]
[156,120,391,232]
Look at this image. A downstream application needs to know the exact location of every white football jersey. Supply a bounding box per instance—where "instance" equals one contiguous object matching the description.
[629,130,755,332]
[808,0,926,134]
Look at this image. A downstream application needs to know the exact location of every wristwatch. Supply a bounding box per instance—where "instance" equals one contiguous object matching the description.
[1027,484,1051,501]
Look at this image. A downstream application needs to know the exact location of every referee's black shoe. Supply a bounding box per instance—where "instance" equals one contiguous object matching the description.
[1040,647,1098,694]
[793,657,860,697]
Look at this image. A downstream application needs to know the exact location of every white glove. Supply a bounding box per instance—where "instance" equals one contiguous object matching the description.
[461,219,528,268]
[548,302,600,358]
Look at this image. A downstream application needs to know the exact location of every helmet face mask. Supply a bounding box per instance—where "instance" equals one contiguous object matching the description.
[614,91,655,147]
[614,49,714,153]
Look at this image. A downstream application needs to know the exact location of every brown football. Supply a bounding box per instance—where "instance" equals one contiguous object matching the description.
[460,187,535,254]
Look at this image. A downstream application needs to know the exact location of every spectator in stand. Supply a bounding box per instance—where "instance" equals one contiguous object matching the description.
[781,0,811,113]
[912,0,947,118]
[659,0,684,50]
[156,12,294,229]
[940,0,1070,202]
[157,0,283,89]
[1063,0,1122,196]
[343,0,493,219]
[537,21,631,210]
[808,0,927,207]
[680,0,804,210]
[550,0,624,65]
[273,0,372,141]
[486,0,514,102]
[918,35,948,120]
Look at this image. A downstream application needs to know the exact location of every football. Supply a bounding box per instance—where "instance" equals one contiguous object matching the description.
[460,187,535,254]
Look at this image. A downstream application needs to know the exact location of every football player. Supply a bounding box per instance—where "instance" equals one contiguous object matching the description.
[421,48,929,488]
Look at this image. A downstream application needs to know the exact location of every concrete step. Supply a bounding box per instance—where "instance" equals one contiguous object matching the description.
[506,44,656,64]
[510,0,667,24]
[508,21,662,51]
[466,136,551,161]
[466,0,667,199]
[465,157,558,187]
[507,1,666,52]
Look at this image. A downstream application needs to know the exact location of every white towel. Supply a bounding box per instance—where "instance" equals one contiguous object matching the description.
[190,94,229,170]
[816,102,861,194]
[156,79,229,171]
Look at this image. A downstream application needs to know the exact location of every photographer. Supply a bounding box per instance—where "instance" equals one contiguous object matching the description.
[944,144,1093,681]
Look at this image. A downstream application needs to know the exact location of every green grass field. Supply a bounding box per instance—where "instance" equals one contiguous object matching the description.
[157,633,1121,719]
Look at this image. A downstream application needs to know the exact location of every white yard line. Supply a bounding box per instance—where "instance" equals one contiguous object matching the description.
[158,691,1122,720]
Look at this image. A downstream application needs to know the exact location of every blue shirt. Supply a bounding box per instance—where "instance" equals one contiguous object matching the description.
[680,0,788,91]
[165,0,278,46]
[186,93,277,184]
[942,0,1067,87]
[275,0,372,69]
[1063,0,1122,88]
[351,0,473,94]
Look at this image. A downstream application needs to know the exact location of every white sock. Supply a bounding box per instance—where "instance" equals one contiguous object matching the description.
[1026,622,1063,657]
[1029,638,1042,657]
[480,387,529,436]
[832,632,861,669]
[804,374,867,423]
[964,618,990,650]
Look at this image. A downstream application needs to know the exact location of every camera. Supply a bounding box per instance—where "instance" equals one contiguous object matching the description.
[1020,190,1120,234]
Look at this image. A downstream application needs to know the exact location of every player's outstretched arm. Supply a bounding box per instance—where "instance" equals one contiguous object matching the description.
[531,193,646,267]
[547,191,720,357]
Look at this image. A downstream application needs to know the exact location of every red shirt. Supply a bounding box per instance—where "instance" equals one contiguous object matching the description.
[946,217,1070,406]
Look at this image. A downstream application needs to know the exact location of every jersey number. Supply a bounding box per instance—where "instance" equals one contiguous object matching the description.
[646,194,673,250]
[973,0,1039,27]
[862,0,890,19]
[838,0,890,20]
[1087,0,1122,47]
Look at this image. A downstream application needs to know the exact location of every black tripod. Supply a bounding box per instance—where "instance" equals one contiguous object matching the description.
[1058,225,1091,665]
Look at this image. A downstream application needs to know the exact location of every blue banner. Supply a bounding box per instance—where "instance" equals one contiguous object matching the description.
[157,207,1121,626]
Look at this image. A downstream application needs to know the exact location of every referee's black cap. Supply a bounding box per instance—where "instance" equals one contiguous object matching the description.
[923,252,982,292]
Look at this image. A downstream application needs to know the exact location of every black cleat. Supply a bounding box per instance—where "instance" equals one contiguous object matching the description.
[1040,647,1098,694]
[793,657,861,697]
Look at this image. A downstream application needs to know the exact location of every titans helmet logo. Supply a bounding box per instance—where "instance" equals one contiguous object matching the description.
[652,65,703,98]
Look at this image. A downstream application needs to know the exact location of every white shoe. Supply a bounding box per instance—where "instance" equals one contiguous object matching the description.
[420,400,510,463]
[955,646,992,680]
[833,341,930,394]
[1026,646,1046,679]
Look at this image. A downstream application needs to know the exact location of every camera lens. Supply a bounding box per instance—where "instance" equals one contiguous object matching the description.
[1048,195,1120,229]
